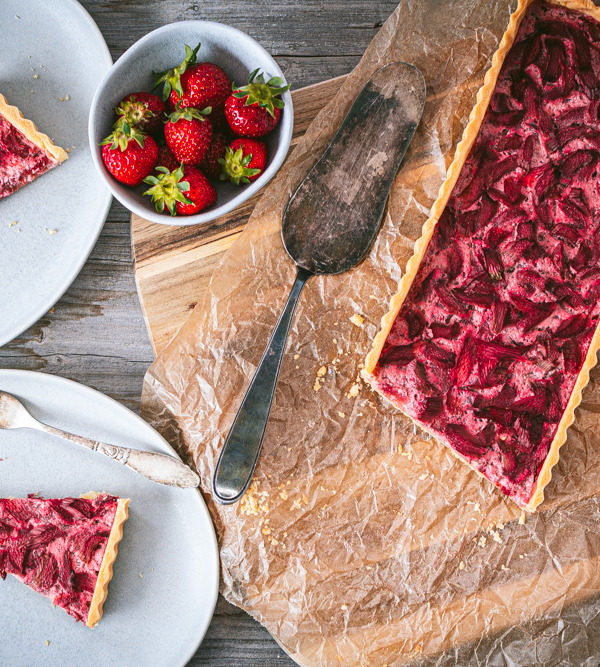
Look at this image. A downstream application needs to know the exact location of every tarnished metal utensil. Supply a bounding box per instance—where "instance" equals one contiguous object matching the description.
[213,62,426,503]
[0,391,200,488]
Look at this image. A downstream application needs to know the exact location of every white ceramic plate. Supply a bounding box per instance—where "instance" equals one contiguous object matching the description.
[0,370,219,667]
[0,0,113,346]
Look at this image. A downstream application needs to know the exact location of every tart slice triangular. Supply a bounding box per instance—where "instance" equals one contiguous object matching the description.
[0,493,129,628]
[0,93,68,199]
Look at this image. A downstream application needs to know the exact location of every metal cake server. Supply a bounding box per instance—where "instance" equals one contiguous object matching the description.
[0,391,200,488]
[213,62,426,503]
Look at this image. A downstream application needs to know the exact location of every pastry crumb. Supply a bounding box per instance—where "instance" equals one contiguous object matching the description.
[337,411,346,418]
[519,553,524,559]
[408,644,423,658]
[261,526,271,535]
[477,535,487,547]
[317,365,327,377]
[459,560,465,570]
[501,564,508,571]
[240,480,269,516]
[349,313,364,327]
[293,353,299,359]
[313,378,322,392]
[346,383,360,398]
[490,530,503,544]
[340,604,348,611]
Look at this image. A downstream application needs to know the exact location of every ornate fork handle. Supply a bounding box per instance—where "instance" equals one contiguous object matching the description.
[40,423,199,488]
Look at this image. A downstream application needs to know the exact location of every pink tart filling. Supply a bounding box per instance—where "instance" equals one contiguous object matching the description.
[0,113,56,199]
[371,0,600,508]
[0,495,119,624]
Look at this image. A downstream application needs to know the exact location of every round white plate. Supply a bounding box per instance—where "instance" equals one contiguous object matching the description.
[0,0,113,346]
[0,370,219,667]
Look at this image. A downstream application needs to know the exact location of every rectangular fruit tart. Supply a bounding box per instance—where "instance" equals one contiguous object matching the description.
[0,493,129,627]
[0,93,67,199]
[363,0,600,511]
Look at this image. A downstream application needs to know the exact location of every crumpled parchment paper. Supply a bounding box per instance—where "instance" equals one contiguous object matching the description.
[141,0,600,663]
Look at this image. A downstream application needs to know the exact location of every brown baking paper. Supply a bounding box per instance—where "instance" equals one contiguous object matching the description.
[141,1,600,663]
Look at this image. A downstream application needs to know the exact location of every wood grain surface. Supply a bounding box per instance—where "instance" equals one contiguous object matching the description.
[132,76,346,354]
[0,1,398,664]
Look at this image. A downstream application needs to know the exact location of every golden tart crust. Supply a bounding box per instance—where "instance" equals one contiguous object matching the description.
[363,0,600,512]
[0,93,68,164]
[85,495,130,628]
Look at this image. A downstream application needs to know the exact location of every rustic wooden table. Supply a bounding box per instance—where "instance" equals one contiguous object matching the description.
[0,1,398,664]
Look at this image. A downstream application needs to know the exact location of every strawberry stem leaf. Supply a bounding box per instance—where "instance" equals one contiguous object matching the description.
[153,42,201,101]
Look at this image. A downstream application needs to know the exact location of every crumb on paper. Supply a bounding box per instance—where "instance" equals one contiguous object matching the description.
[9,221,17,227]
[317,365,327,377]
[46,228,57,235]
[337,411,346,419]
[350,313,364,327]
[45,640,50,647]
[519,510,527,524]
[346,383,360,398]
[408,644,423,659]
[33,73,39,80]
[240,480,269,516]
[15,14,21,19]
[65,94,70,101]
[459,561,465,570]
[490,530,503,544]
[138,572,143,578]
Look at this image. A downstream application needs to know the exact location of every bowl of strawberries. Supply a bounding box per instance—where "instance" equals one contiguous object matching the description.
[88,21,293,225]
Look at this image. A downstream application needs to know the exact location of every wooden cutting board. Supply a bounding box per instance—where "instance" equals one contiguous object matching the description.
[131,75,347,356]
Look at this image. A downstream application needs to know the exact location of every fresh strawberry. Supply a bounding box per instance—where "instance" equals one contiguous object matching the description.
[154,43,231,118]
[164,106,212,165]
[114,92,165,134]
[200,132,230,179]
[155,144,179,172]
[143,164,216,215]
[100,125,158,186]
[224,69,290,137]
[220,138,267,184]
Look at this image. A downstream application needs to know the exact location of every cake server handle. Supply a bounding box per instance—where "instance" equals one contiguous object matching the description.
[213,266,312,504]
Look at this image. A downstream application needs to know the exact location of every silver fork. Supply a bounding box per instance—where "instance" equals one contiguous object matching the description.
[0,391,199,488]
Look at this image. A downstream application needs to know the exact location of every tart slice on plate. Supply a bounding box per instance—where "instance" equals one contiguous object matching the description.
[363,0,600,511]
[0,93,68,199]
[0,493,129,628]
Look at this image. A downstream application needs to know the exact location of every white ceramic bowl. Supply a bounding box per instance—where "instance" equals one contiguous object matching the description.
[88,21,293,226]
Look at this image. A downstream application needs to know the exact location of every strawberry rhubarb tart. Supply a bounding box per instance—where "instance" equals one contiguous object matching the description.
[0,493,129,627]
[0,94,67,199]
[363,0,600,511]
